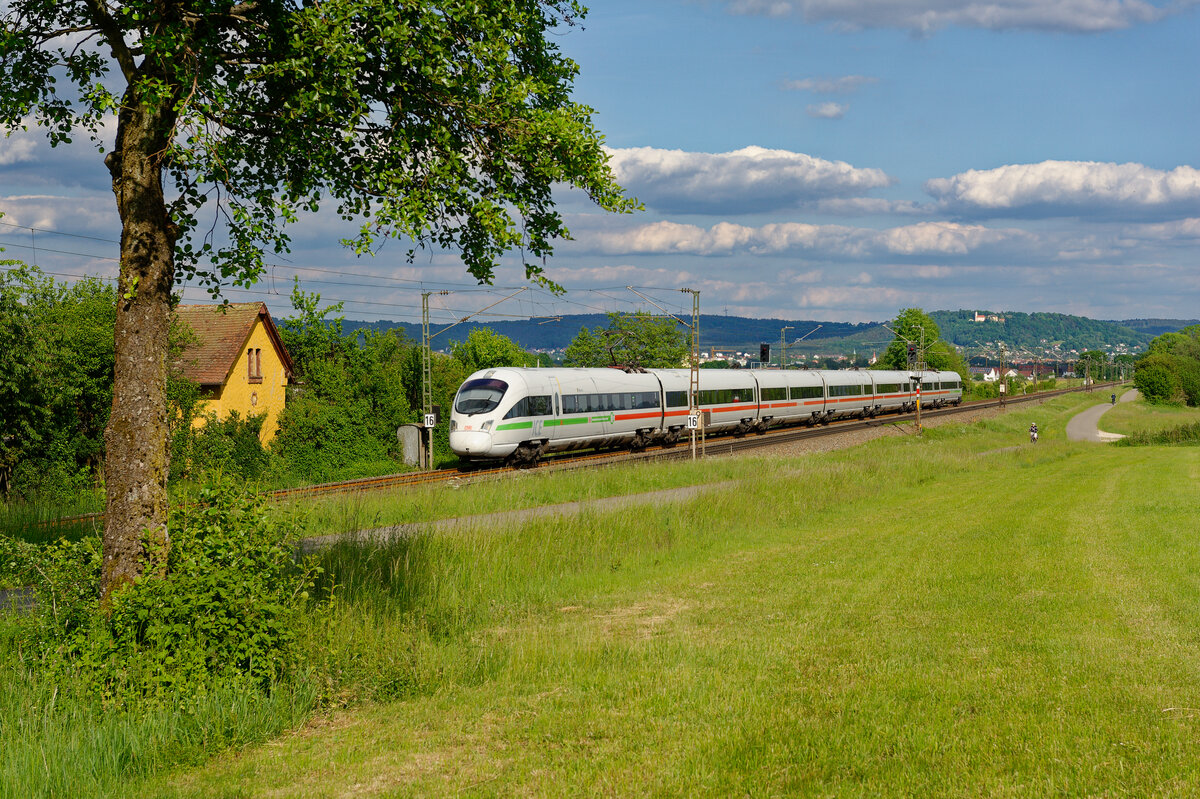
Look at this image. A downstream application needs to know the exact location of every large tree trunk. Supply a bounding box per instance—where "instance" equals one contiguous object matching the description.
[101,89,179,603]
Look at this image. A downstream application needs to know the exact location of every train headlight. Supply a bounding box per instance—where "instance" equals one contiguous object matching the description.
[450,419,457,432]
[481,420,493,432]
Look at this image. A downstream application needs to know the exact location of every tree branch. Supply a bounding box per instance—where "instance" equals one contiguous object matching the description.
[80,0,138,81]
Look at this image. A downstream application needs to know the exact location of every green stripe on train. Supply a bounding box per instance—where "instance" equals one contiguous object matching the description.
[495,421,533,431]
[545,417,591,427]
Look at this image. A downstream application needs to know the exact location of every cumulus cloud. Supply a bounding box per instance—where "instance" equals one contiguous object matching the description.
[604,145,892,214]
[573,218,1030,260]
[0,131,38,167]
[806,102,848,119]
[783,75,878,93]
[926,160,1200,220]
[0,195,119,235]
[725,0,1182,34]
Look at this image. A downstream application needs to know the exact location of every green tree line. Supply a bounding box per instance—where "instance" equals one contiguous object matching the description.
[0,266,550,502]
[1134,326,1200,405]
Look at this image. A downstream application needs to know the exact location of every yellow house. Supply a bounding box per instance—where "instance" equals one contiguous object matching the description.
[173,302,294,443]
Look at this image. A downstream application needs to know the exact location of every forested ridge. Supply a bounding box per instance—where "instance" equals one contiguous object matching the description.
[345,310,1182,353]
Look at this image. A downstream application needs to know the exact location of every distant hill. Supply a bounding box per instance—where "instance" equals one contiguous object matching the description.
[341,309,1189,356]
[930,310,1153,352]
[341,314,878,352]
[1111,318,1200,337]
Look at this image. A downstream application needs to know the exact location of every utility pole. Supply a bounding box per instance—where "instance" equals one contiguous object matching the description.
[420,291,447,469]
[915,327,925,434]
[998,342,1007,408]
[683,288,702,459]
[780,326,793,370]
[421,287,528,468]
[627,285,701,459]
[880,321,924,435]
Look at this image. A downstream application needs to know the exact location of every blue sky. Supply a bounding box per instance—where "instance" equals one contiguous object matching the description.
[2,0,1199,327]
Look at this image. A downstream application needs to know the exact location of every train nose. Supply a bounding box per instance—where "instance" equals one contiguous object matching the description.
[450,430,492,456]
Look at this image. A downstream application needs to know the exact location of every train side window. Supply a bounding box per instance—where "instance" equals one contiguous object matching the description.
[665,391,687,408]
[503,397,528,419]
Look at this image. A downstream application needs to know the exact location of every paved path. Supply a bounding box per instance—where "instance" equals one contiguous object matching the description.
[299,480,737,553]
[1066,389,1138,442]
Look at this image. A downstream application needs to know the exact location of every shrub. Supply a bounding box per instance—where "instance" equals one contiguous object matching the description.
[5,480,318,702]
[1135,355,1186,405]
[171,411,271,483]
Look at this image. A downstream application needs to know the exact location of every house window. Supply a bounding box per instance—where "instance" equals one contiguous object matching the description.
[248,348,263,383]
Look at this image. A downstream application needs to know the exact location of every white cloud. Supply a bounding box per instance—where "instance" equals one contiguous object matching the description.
[726,0,1182,34]
[783,75,878,93]
[881,221,1017,255]
[806,102,848,119]
[604,145,892,214]
[926,160,1200,219]
[0,129,38,167]
[0,194,118,234]
[573,218,1029,259]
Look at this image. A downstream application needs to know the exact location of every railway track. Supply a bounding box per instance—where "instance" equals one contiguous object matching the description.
[26,382,1119,530]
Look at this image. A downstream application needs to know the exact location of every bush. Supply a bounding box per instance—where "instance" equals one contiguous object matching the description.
[1135,355,1187,405]
[4,480,318,702]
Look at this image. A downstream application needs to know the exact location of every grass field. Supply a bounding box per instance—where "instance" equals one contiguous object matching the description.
[113,393,1200,798]
[1102,392,1200,436]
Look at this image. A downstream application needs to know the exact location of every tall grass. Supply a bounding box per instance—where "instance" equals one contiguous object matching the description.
[0,656,318,799]
[1117,420,1200,445]
[0,493,103,546]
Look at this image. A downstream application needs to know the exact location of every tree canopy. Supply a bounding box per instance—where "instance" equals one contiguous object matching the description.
[874,308,970,382]
[0,0,633,599]
[1135,326,1200,406]
[450,328,535,373]
[564,312,690,369]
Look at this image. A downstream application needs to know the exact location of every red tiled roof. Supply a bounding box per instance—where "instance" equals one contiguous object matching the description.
[172,302,293,387]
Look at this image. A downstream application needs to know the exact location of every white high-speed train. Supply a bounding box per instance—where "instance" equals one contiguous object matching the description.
[449,367,963,464]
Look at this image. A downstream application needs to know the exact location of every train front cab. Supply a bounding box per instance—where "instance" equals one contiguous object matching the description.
[450,369,524,461]
[923,370,963,408]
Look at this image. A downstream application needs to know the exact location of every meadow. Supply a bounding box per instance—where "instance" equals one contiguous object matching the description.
[5,390,1199,796]
[119,392,1199,797]
[1102,391,1200,436]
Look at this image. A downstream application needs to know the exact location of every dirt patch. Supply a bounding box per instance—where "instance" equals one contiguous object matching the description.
[595,598,691,641]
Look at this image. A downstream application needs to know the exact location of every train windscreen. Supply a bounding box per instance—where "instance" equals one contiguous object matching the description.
[455,379,509,415]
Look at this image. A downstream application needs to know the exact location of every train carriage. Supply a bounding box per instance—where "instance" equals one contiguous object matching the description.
[655,369,759,436]
[821,370,875,421]
[552,368,665,454]
[868,370,918,414]
[755,369,826,427]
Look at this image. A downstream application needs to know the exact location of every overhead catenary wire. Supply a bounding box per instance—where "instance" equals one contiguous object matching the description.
[0,220,720,325]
